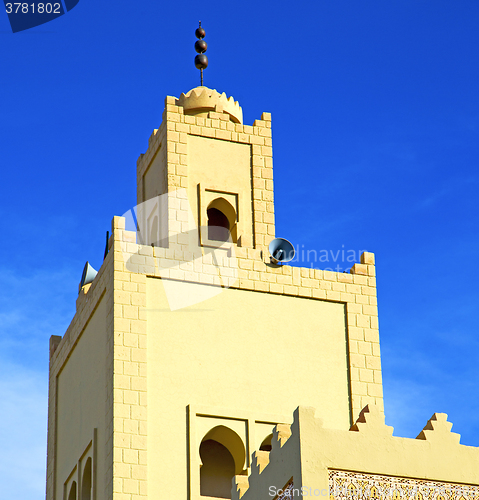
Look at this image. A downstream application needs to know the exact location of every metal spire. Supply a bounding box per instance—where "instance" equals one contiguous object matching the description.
[194,21,208,86]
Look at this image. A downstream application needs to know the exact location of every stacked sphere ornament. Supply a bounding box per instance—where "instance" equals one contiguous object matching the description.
[195,22,208,84]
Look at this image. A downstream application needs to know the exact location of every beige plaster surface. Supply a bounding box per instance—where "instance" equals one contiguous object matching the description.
[55,296,108,497]
[146,276,351,499]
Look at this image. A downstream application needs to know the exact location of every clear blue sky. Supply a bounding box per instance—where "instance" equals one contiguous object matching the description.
[1,1,478,497]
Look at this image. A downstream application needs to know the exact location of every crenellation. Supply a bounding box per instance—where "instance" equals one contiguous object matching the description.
[351,263,368,275]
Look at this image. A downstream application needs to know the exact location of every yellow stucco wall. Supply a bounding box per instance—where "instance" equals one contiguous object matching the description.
[55,296,108,498]
[146,276,351,499]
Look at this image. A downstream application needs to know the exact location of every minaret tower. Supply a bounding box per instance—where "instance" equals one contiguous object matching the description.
[46,25,382,500]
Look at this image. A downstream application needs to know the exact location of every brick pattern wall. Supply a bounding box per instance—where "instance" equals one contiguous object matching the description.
[110,216,148,500]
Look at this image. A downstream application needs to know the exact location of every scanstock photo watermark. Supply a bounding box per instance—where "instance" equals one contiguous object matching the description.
[289,244,368,273]
[269,485,477,498]
[3,0,79,32]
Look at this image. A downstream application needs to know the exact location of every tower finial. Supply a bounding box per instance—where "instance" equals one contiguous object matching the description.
[194,21,208,86]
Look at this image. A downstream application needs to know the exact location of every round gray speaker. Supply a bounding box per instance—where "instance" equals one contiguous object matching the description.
[269,237,295,264]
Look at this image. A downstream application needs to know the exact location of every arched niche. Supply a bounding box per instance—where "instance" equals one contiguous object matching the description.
[207,198,237,243]
[81,457,92,500]
[199,425,246,498]
[68,481,77,500]
[199,440,235,498]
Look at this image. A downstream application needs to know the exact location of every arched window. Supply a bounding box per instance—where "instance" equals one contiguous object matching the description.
[200,439,235,498]
[68,481,77,500]
[206,198,237,243]
[199,425,246,498]
[81,458,92,500]
[259,434,273,452]
[207,208,230,241]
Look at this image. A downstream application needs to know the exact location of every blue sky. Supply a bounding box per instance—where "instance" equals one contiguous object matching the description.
[1,1,478,497]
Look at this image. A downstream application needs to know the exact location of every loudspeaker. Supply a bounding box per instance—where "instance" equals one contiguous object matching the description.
[269,237,295,264]
[80,261,98,289]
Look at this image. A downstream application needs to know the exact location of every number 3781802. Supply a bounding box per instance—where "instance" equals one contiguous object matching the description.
[5,3,61,13]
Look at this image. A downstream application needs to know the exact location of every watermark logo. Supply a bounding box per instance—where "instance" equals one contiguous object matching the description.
[289,244,367,273]
[120,189,238,311]
[269,485,477,499]
[3,0,79,33]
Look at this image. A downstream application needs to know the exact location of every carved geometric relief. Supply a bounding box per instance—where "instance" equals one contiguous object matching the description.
[329,470,479,500]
